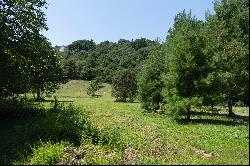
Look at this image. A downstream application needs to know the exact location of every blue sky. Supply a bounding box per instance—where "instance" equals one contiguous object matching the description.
[42,0,215,46]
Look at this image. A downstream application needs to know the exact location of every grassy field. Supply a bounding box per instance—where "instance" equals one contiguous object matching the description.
[0,80,249,165]
[53,80,249,165]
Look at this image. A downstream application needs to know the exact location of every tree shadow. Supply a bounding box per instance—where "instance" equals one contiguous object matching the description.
[177,118,248,126]
[176,111,249,126]
[113,98,139,103]
[88,94,103,98]
[94,94,103,98]
[99,85,105,89]
[191,111,249,121]
[29,99,74,103]
[114,100,136,103]
[0,106,84,164]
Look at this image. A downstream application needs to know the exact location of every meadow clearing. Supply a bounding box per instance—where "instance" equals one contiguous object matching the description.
[1,80,248,165]
[1,0,248,165]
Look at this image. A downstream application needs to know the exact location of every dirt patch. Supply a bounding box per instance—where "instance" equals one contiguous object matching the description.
[143,136,178,160]
[56,147,84,165]
[123,146,138,165]
[189,145,219,159]
[145,137,165,158]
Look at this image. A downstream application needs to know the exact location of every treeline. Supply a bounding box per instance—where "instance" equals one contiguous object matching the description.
[0,0,64,100]
[56,38,158,83]
[56,0,249,119]
[1,0,248,119]
[138,0,249,119]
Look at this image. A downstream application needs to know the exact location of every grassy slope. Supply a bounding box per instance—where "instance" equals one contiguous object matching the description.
[51,80,249,165]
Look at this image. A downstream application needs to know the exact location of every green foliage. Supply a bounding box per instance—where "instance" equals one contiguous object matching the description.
[98,127,124,150]
[52,104,94,145]
[28,37,65,100]
[137,43,165,112]
[26,141,71,165]
[87,78,101,97]
[1,80,248,165]
[111,69,137,102]
[0,97,44,119]
[163,11,207,119]
[54,80,248,165]
[0,0,47,97]
[68,39,96,52]
[58,38,157,82]
[81,143,123,165]
[50,97,63,112]
[203,0,249,114]
[0,0,64,99]
[64,60,81,80]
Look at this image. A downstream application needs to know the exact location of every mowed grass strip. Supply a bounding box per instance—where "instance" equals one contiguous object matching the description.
[53,80,249,165]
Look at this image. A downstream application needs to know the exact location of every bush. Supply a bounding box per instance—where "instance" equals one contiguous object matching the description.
[51,103,94,145]
[87,78,101,97]
[111,69,137,102]
[26,141,71,165]
[1,97,126,165]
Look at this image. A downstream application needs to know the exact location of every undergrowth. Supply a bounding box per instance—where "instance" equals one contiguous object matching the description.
[0,97,125,165]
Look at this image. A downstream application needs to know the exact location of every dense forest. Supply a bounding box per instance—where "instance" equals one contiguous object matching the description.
[55,38,158,83]
[0,0,249,165]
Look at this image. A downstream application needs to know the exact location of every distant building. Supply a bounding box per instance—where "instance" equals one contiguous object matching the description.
[59,45,67,52]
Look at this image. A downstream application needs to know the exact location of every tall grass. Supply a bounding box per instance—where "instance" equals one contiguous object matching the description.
[0,97,125,164]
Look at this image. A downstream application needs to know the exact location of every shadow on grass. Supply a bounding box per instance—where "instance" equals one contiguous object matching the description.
[31,99,74,103]
[177,118,247,126]
[93,94,103,98]
[176,111,249,126]
[191,111,249,121]
[58,96,89,99]
[0,101,124,165]
[113,99,138,103]
[99,85,105,89]
[0,104,89,164]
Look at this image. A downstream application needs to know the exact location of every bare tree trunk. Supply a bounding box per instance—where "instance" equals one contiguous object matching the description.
[228,100,234,116]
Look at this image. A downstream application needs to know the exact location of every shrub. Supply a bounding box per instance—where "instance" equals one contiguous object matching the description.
[111,69,137,102]
[27,141,71,165]
[87,78,101,97]
[53,104,93,145]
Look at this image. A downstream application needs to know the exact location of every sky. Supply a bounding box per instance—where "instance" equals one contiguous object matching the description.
[42,0,215,46]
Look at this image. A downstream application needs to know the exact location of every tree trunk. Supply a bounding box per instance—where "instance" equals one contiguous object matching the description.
[186,107,191,121]
[37,89,41,101]
[228,100,234,116]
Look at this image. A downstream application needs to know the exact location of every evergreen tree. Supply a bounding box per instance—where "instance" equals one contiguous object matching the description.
[163,11,207,120]
[137,43,165,112]
[204,0,249,115]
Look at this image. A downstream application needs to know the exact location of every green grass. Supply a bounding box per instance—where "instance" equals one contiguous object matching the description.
[52,80,249,165]
[15,141,72,165]
[0,80,248,165]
